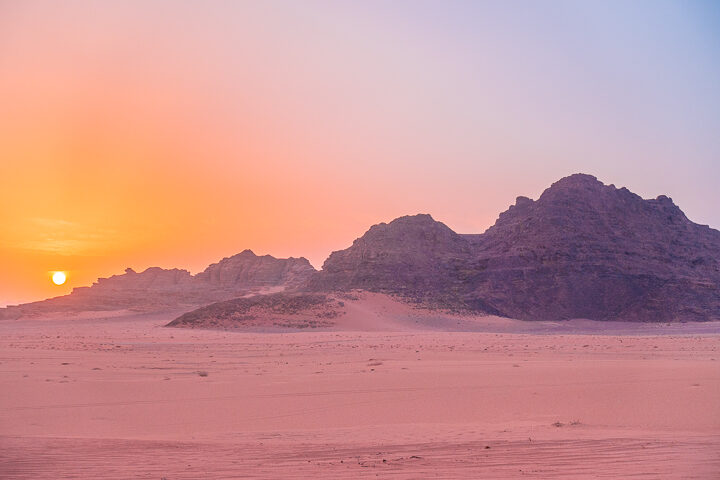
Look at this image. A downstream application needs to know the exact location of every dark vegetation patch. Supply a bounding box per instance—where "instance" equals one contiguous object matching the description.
[166,293,344,329]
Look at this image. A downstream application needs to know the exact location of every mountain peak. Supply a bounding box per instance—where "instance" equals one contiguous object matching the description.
[368,214,443,232]
[538,173,606,200]
[309,212,469,294]
[391,213,437,224]
[553,173,601,186]
[310,174,719,321]
[354,213,460,247]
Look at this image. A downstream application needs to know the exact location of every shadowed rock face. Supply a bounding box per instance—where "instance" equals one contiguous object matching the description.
[310,174,720,321]
[196,250,314,290]
[90,267,194,290]
[468,174,720,321]
[0,250,316,318]
[306,214,472,300]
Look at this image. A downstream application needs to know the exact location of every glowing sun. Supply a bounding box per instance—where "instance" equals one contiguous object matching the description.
[52,271,67,285]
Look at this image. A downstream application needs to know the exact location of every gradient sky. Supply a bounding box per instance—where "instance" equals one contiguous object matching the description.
[1,0,719,306]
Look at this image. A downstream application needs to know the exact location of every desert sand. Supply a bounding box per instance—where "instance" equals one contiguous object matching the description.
[1,297,719,479]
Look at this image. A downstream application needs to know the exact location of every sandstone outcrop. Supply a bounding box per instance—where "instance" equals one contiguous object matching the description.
[307,174,720,321]
[5,174,719,322]
[467,174,720,321]
[196,249,314,291]
[0,250,316,318]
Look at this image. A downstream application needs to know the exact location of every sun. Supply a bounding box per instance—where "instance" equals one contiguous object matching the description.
[52,271,67,285]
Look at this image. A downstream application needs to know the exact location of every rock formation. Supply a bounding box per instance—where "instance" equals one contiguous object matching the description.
[467,174,720,321]
[0,250,316,318]
[306,214,472,302]
[196,249,314,291]
[5,174,719,323]
[308,174,720,321]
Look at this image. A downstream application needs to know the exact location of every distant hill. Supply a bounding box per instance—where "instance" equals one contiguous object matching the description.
[0,250,315,318]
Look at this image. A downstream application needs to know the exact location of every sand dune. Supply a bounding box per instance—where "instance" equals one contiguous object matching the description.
[1,306,719,478]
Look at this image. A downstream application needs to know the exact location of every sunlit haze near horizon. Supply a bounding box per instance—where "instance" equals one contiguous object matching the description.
[1,0,719,306]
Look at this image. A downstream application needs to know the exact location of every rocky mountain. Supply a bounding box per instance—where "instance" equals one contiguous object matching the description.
[4,173,718,323]
[0,250,316,318]
[89,267,194,290]
[468,174,720,321]
[308,174,720,321]
[306,214,472,301]
[196,249,314,291]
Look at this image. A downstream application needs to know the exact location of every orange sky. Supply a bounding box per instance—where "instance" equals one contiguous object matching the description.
[1,1,719,306]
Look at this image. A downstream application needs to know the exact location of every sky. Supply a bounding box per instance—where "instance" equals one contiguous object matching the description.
[1,0,719,306]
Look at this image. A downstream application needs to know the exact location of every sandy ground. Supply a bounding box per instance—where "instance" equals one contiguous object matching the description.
[1,307,719,478]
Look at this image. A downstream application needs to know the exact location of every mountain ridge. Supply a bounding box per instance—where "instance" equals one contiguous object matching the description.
[4,173,719,322]
[306,173,720,321]
[0,250,316,318]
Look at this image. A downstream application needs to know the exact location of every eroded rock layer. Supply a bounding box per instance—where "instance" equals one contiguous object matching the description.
[308,174,720,321]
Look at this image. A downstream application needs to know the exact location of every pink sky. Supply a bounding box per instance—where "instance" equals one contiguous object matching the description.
[1,0,718,305]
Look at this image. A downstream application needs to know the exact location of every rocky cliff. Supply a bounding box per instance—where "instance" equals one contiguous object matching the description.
[309,174,720,321]
[196,249,314,291]
[0,250,316,318]
[306,214,472,302]
[5,174,718,322]
[467,174,720,321]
